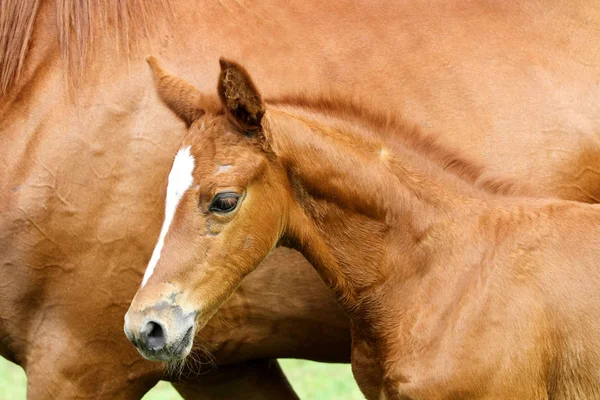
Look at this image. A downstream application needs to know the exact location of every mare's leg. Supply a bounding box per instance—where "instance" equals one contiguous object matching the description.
[172,359,299,400]
[27,359,158,400]
[24,351,298,400]
[22,342,161,399]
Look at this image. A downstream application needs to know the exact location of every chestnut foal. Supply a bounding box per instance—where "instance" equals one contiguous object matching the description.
[125,58,600,399]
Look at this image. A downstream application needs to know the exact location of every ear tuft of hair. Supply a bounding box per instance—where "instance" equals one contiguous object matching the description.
[218,58,264,132]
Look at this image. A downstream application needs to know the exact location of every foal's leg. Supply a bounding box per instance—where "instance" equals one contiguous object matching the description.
[172,359,299,400]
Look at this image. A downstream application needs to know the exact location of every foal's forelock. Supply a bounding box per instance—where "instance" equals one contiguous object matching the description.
[141,146,196,287]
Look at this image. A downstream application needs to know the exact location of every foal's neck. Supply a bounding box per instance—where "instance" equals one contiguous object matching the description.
[265,101,489,314]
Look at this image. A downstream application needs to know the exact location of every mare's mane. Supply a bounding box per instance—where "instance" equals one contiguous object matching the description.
[0,0,168,95]
[268,94,523,197]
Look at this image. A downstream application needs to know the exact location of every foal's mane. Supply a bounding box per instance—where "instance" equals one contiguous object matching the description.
[268,94,523,197]
[0,0,168,95]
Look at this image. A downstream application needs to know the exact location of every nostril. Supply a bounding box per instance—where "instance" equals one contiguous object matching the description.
[142,321,166,351]
[148,321,163,339]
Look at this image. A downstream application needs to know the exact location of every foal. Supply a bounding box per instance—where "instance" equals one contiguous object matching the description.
[125,58,600,399]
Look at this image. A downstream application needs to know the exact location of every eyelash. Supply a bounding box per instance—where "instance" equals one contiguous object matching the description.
[209,192,240,213]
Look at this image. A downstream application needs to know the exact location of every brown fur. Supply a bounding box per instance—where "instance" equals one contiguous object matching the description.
[129,59,600,399]
[5,1,600,398]
[269,94,524,197]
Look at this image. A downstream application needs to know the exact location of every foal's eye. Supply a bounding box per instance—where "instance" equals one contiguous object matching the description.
[209,192,240,213]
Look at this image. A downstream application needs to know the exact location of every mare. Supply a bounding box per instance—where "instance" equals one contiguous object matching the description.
[3,0,600,398]
[126,58,600,399]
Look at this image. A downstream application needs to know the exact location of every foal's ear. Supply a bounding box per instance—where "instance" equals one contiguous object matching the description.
[147,56,206,127]
[218,58,264,133]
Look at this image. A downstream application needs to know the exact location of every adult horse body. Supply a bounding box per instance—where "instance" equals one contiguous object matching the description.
[2,0,600,398]
[127,58,600,399]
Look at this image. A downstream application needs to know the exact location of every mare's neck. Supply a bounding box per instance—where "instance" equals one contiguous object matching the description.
[265,104,487,315]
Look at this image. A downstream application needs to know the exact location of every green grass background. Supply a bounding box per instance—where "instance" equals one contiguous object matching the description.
[0,357,363,399]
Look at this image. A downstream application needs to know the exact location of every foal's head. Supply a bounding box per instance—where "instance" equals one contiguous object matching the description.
[124,58,293,361]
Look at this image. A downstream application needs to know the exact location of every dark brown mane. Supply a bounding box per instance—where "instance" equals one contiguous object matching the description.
[0,0,168,95]
[268,93,526,197]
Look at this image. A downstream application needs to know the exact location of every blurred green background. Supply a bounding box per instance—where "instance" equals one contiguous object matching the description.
[0,357,363,399]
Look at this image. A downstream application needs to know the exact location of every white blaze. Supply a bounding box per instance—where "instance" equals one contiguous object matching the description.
[141,146,195,287]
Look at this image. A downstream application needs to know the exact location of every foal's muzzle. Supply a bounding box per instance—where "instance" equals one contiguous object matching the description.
[124,302,196,361]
